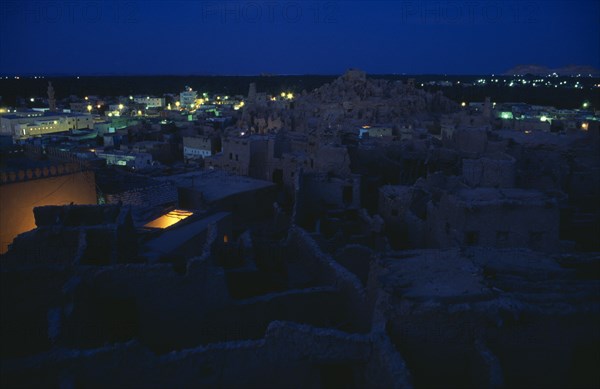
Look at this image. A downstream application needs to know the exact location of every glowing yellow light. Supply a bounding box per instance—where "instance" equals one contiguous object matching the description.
[175,101,181,107]
[461,102,466,107]
[167,103,172,110]
[118,104,124,110]
[84,96,89,100]
[129,95,133,100]
[583,102,589,108]
[280,92,286,97]
[581,122,589,131]
[87,105,92,112]
[286,93,294,99]
[137,110,142,116]
[270,97,276,101]
[239,101,244,107]
[144,209,193,229]
[30,98,34,102]
[540,116,548,122]
[108,113,113,117]
[223,235,228,243]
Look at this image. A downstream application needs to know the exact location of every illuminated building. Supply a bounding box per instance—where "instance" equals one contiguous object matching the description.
[180,87,197,109]
[95,150,153,170]
[133,96,165,108]
[183,136,219,160]
[0,111,94,139]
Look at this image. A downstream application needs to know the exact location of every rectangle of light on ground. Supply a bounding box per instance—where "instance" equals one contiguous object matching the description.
[144,209,193,229]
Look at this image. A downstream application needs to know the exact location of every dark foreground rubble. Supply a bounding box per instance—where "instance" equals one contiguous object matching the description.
[1,205,598,388]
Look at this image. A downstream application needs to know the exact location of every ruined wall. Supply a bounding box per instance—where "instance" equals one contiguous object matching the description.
[453,127,488,155]
[462,154,516,188]
[6,205,137,265]
[286,227,371,332]
[427,191,560,251]
[1,321,373,388]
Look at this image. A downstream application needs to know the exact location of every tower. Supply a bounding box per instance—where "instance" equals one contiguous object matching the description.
[248,82,257,103]
[483,96,492,119]
[47,82,56,112]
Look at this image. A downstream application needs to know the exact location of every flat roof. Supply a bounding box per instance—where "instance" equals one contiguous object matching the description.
[454,187,554,206]
[157,169,275,203]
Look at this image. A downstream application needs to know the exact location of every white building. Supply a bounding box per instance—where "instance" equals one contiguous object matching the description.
[133,97,165,108]
[95,150,153,170]
[183,136,216,160]
[180,87,197,109]
[0,111,94,139]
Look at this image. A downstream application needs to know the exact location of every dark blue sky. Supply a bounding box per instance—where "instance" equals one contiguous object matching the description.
[1,0,598,75]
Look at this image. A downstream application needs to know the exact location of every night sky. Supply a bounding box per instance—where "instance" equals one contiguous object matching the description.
[1,0,598,75]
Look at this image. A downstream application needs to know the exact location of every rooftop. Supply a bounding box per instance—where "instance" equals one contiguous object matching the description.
[453,187,555,206]
[157,169,275,203]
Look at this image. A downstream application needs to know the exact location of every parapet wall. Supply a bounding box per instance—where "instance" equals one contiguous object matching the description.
[0,161,84,184]
[462,154,516,188]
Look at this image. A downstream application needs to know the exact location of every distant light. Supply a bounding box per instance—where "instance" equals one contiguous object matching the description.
[87,105,92,112]
[582,102,589,108]
[147,96,150,99]
[129,95,133,100]
[461,102,466,107]
[540,115,548,122]
[96,104,101,109]
[84,96,89,100]
[30,98,34,102]
[581,122,589,131]
[240,131,245,136]
[118,104,124,110]
[137,110,142,115]
[286,93,294,100]
[280,92,286,97]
